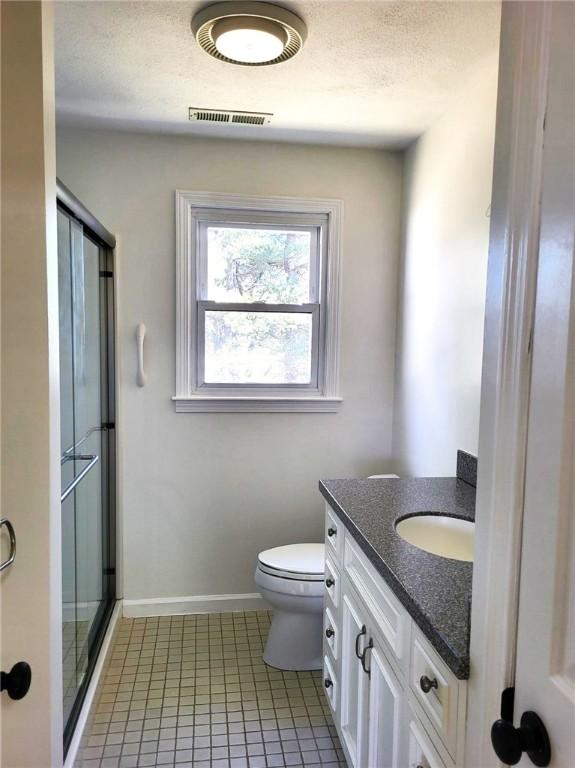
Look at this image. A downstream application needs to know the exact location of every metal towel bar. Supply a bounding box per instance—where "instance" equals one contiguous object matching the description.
[60,454,99,502]
[61,426,101,463]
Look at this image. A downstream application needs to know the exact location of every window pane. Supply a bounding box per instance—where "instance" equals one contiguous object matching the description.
[204,311,313,384]
[206,227,313,303]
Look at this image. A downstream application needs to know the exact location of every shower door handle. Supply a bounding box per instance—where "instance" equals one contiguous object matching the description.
[60,454,99,502]
[0,519,16,572]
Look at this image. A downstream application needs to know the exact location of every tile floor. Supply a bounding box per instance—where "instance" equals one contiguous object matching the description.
[74,611,347,768]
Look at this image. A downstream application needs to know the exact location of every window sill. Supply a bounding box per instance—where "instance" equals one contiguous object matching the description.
[172,396,343,413]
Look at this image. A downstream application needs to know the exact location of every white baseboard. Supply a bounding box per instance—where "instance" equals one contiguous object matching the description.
[64,600,122,768]
[122,592,267,618]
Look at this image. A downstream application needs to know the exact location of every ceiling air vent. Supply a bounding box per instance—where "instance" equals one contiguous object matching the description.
[189,107,272,126]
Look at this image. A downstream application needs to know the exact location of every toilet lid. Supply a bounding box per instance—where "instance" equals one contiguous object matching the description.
[258,543,325,577]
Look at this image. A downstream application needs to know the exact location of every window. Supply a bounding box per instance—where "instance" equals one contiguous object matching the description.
[174,192,342,412]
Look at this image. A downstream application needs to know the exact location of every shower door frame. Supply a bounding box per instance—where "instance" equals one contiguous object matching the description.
[57,179,117,756]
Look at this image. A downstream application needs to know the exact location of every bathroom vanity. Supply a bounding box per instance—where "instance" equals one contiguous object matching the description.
[319,477,475,768]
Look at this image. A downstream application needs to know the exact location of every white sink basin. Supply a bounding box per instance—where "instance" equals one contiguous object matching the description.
[395,514,475,562]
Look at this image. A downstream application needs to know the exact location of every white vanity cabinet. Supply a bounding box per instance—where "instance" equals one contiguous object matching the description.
[366,642,406,768]
[339,585,371,768]
[323,504,468,768]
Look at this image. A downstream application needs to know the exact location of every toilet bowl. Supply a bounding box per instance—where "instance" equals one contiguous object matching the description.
[255,543,325,671]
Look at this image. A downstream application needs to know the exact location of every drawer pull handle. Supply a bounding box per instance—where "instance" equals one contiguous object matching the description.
[325,627,334,639]
[327,527,337,537]
[420,675,438,693]
[355,625,367,659]
[361,639,374,676]
[324,678,333,689]
[325,577,335,588]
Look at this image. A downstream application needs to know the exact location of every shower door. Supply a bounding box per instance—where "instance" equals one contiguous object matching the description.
[58,192,116,753]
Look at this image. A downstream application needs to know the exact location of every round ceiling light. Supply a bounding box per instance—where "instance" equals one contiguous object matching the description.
[191,2,307,66]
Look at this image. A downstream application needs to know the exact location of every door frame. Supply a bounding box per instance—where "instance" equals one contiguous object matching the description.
[465,2,553,764]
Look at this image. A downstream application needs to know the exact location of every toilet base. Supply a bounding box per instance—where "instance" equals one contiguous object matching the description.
[263,608,323,671]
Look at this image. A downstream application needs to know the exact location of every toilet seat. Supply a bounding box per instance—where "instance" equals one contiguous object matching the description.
[258,562,323,581]
[257,543,325,582]
[255,566,324,597]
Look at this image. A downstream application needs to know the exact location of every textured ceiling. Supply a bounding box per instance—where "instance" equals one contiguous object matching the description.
[55,0,500,147]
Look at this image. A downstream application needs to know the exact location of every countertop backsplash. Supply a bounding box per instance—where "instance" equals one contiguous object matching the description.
[456,450,478,488]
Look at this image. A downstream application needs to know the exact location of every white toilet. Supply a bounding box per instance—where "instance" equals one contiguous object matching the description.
[255,543,325,671]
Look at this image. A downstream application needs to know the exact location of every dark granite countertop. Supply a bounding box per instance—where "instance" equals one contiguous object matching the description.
[319,477,475,679]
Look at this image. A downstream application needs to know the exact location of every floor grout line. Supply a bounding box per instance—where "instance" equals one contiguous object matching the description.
[75,610,346,768]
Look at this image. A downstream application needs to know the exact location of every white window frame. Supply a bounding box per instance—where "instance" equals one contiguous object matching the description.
[173,191,343,412]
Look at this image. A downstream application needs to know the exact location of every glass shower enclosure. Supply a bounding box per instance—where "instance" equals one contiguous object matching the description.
[57,181,116,753]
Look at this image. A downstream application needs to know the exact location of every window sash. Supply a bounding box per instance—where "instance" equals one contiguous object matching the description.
[193,209,328,226]
[196,301,321,391]
[194,214,326,393]
[196,219,322,304]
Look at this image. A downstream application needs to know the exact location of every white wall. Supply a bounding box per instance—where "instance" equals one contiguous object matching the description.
[392,54,499,477]
[56,130,402,603]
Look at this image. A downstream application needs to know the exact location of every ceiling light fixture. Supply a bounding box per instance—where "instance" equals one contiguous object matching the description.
[191,2,307,66]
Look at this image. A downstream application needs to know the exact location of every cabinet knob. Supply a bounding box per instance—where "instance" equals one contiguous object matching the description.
[325,577,335,588]
[324,678,333,689]
[327,527,336,537]
[325,627,334,639]
[420,675,438,694]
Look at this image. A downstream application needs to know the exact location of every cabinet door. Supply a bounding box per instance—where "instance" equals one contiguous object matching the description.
[340,588,370,768]
[407,717,447,768]
[366,645,405,768]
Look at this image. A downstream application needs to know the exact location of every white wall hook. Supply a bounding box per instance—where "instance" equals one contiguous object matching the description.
[136,323,147,387]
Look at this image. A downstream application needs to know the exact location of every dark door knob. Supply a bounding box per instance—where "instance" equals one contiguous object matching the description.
[1,661,32,700]
[325,578,335,588]
[491,711,551,767]
[325,627,334,638]
[324,678,332,689]
[327,527,336,537]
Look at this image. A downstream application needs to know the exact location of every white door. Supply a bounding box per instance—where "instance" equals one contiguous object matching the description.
[512,3,575,766]
[340,587,370,768]
[1,3,63,766]
[366,644,405,768]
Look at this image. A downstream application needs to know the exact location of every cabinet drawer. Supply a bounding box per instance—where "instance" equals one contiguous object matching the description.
[324,605,339,661]
[408,717,448,768]
[323,654,338,714]
[325,505,344,563]
[324,558,340,610]
[410,628,460,758]
[344,536,408,666]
